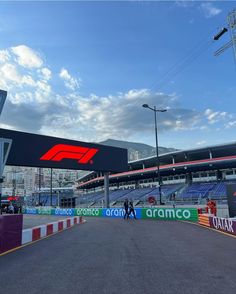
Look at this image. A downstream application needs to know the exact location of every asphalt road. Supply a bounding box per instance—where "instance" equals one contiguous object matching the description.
[0,218,235,294]
[23,215,71,229]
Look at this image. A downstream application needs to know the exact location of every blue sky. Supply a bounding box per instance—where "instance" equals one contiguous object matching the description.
[0,1,236,150]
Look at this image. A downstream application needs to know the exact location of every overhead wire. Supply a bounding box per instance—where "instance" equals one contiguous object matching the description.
[131,23,229,111]
[149,27,220,92]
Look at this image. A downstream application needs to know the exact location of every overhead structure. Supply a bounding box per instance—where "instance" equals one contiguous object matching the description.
[214,9,236,63]
[213,27,228,41]
[0,128,128,208]
[0,128,128,173]
[228,9,236,62]
[0,90,7,115]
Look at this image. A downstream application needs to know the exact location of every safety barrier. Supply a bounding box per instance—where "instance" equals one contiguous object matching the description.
[198,214,236,236]
[21,216,83,245]
[0,215,84,255]
[209,216,236,235]
[198,214,210,227]
[0,214,23,254]
[23,207,199,222]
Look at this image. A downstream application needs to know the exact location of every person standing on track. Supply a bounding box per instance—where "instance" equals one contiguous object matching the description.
[128,200,137,219]
[123,198,129,219]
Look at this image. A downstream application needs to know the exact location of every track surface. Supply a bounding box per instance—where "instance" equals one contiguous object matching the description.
[0,218,235,294]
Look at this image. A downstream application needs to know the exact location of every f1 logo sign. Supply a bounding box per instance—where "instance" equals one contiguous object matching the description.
[40,144,98,164]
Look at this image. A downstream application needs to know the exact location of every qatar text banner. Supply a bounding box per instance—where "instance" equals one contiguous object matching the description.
[0,128,128,172]
[209,216,236,236]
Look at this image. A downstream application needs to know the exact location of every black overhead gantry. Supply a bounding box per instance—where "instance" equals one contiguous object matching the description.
[0,128,128,210]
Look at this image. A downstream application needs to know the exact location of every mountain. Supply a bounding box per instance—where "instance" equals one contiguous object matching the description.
[100,139,178,161]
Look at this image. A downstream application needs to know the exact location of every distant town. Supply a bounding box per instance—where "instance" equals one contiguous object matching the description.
[2,166,82,198]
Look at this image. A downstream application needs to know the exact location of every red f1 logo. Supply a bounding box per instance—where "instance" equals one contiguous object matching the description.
[40,144,98,164]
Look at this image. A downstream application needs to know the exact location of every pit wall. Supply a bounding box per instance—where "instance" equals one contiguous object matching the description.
[23,207,199,222]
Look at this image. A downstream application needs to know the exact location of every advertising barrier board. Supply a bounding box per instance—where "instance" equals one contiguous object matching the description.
[209,216,236,236]
[53,208,74,216]
[142,208,198,222]
[23,207,198,222]
[102,208,142,219]
[23,207,38,214]
[74,208,102,217]
[38,207,52,215]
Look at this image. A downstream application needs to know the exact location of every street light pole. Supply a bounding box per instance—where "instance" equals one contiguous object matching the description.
[142,104,167,205]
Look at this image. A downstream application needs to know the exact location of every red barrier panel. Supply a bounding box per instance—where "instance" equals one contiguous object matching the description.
[79,216,82,223]
[46,224,53,236]
[74,218,77,224]
[32,227,41,241]
[197,208,203,214]
[67,219,71,228]
[0,215,23,254]
[58,221,63,231]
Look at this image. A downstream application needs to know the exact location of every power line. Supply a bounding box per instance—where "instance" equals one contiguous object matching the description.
[149,31,216,92]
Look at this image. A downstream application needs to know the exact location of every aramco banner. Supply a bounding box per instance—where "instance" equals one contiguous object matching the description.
[23,207,198,222]
[74,208,103,217]
[142,208,198,222]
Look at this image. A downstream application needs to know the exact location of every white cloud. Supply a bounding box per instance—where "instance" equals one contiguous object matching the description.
[196,140,207,146]
[59,68,81,91]
[225,121,236,129]
[38,67,52,81]
[1,44,235,145]
[0,63,37,90]
[11,45,43,68]
[0,63,22,84]
[204,108,228,124]
[175,1,195,8]
[200,3,222,18]
[0,50,10,63]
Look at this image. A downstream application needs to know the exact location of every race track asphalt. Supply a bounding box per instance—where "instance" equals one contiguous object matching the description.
[0,217,235,294]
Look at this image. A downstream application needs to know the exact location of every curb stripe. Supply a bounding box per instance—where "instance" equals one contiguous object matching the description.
[0,217,85,257]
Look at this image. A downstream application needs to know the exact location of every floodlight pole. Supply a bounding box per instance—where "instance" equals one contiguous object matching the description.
[142,104,167,205]
[50,168,53,206]
[104,172,110,208]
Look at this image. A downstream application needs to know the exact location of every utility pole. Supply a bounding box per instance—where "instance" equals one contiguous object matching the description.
[228,9,236,63]
[38,168,41,205]
[214,9,236,65]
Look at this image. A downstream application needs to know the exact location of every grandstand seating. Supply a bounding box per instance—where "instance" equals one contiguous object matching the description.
[178,181,235,202]
[178,182,216,202]
[208,182,226,199]
[30,180,236,208]
[78,184,184,206]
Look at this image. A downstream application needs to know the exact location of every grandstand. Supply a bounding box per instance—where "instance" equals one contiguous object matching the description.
[30,187,76,207]
[76,142,236,207]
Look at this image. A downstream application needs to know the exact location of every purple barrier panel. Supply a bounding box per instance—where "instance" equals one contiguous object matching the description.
[0,214,23,254]
[209,216,236,236]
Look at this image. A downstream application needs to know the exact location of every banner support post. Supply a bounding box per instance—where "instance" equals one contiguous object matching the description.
[104,173,110,208]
